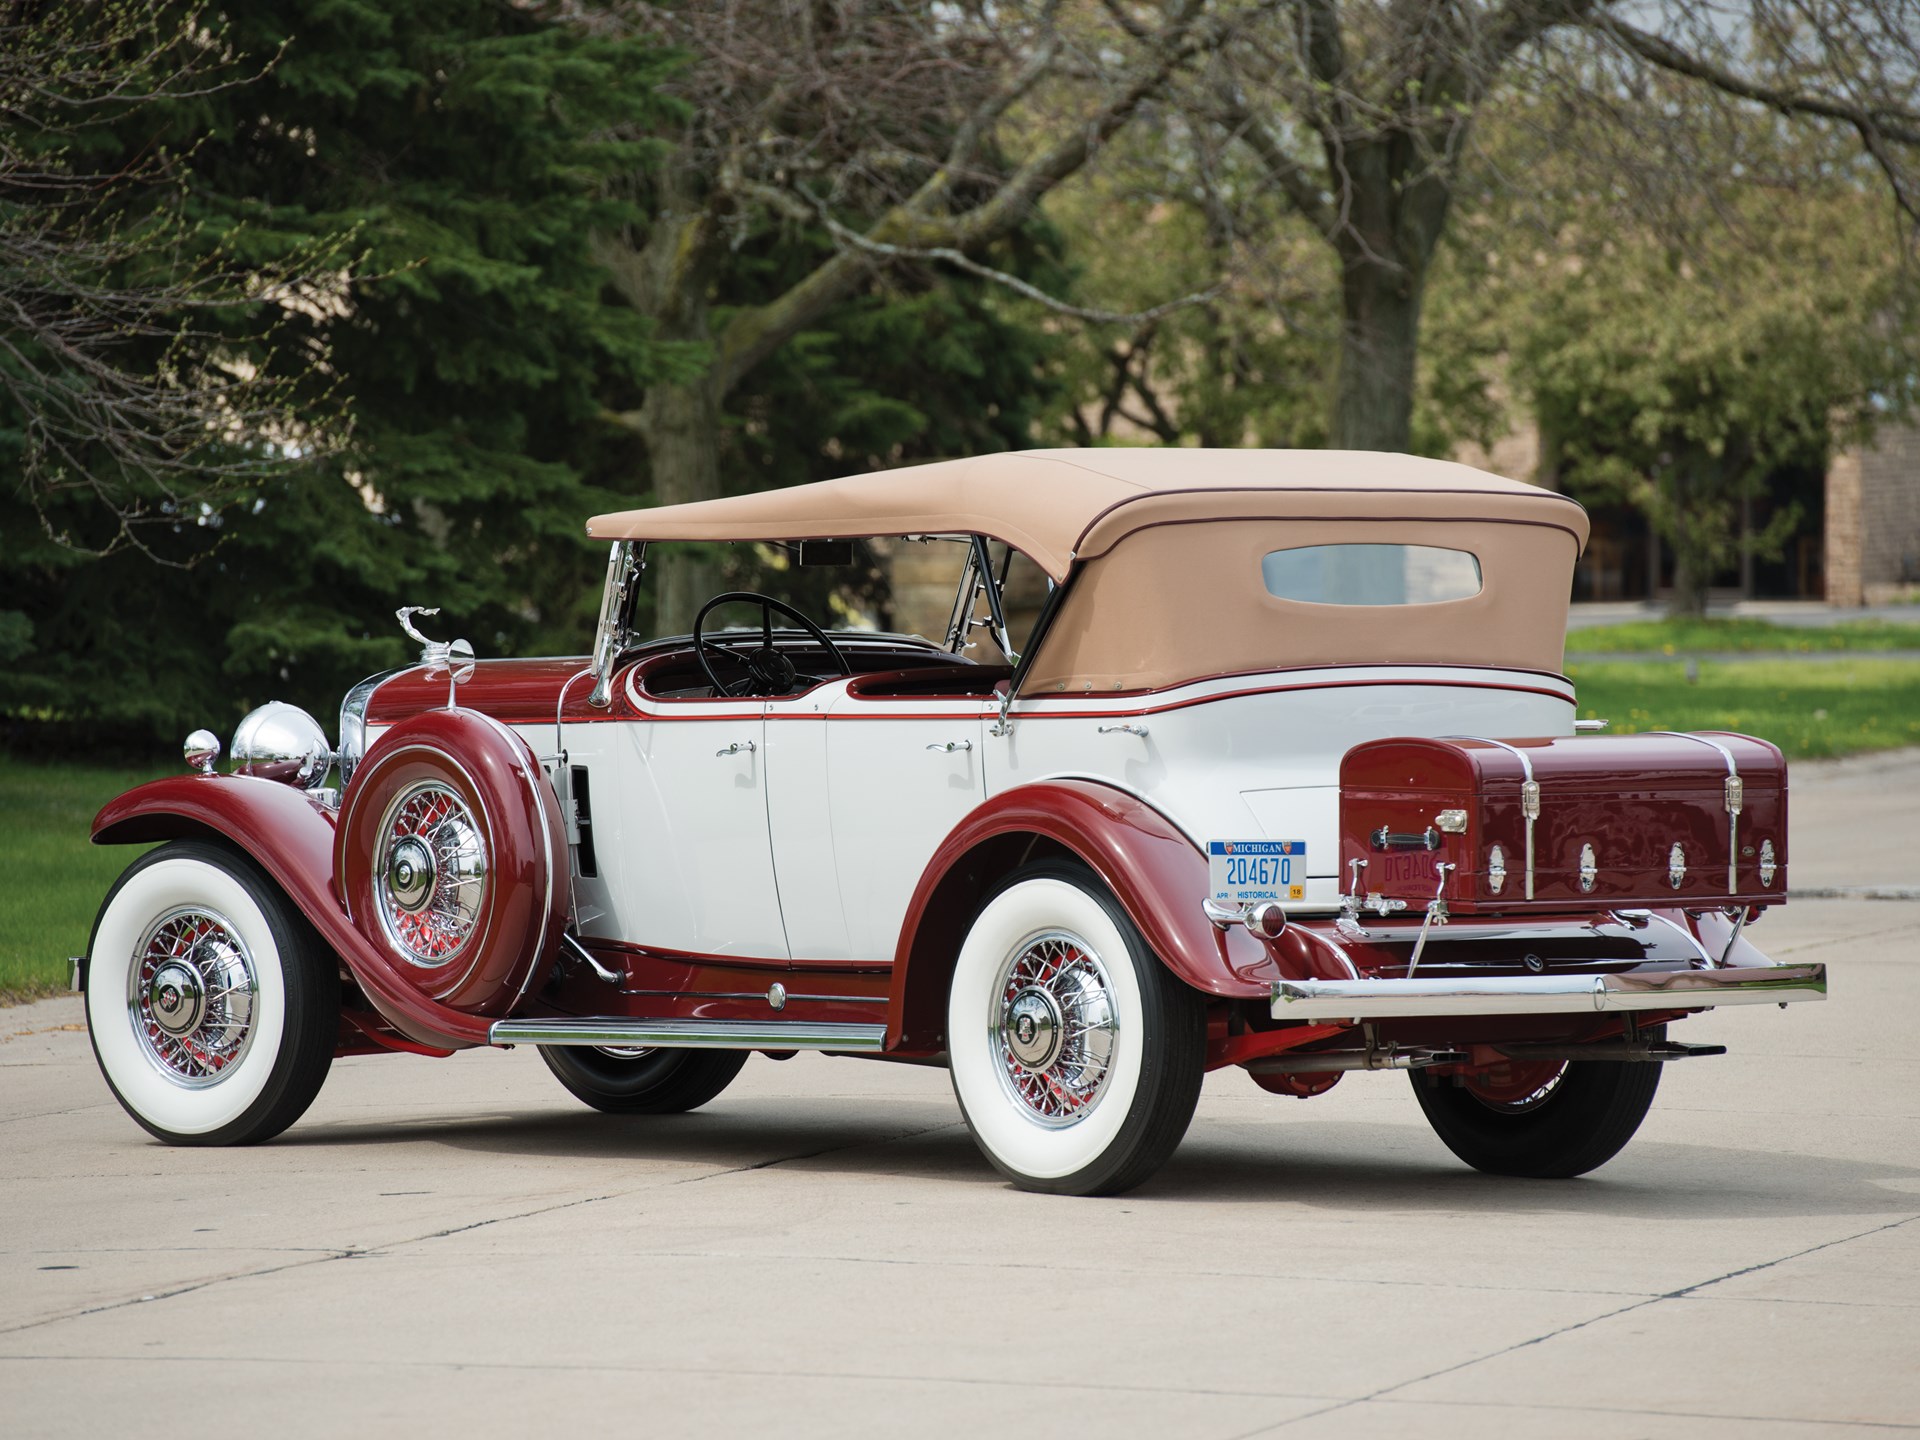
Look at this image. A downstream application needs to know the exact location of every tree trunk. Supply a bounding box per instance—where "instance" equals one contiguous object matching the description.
[1668,554,1709,618]
[1664,467,1710,618]
[593,183,733,637]
[1332,249,1424,453]
[639,373,725,635]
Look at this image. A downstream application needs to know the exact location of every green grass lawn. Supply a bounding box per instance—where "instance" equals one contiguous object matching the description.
[1567,658,1920,758]
[0,757,164,1004]
[1569,617,1920,654]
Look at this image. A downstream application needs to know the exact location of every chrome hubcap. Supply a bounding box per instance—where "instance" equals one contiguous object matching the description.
[128,909,257,1088]
[386,835,436,912]
[146,960,205,1036]
[1004,988,1064,1070]
[375,782,486,967]
[992,931,1117,1128]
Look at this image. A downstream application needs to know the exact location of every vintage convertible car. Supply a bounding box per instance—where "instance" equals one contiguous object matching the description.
[79,448,1826,1195]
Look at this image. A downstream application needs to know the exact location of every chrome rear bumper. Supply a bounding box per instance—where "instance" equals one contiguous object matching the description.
[1270,962,1826,1021]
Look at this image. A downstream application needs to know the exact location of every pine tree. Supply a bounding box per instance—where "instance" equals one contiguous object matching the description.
[2,0,694,745]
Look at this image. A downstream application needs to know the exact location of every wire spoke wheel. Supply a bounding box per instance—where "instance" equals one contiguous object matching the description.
[375,781,487,966]
[947,864,1204,1196]
[1461,1059,1567,1113]
[992,931,1118,1128]
[87,841,337,1146]
[128,907,259,1088]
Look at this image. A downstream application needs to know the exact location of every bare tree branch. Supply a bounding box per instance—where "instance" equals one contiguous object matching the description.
[0,6,349,559]
[1209,89,1341,239]
[709,0,1261,392]
[1596,14,1920,148]
[811,205,1229,325]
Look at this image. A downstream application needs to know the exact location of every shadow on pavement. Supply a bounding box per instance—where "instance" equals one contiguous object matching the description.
[1150,1122,1920,1219]
[271,1104,1920,1220]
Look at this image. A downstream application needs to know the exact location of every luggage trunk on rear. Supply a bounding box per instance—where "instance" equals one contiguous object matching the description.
[1339,732,1787,914]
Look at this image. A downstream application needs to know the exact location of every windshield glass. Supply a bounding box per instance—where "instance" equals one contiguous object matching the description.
[627,538,1043,665]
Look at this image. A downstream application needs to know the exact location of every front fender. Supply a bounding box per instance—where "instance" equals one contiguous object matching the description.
[93,776,492,1050]
[887,779,1287,1053]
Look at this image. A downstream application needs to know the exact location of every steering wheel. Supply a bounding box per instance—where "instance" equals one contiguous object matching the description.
[693,591,853,697]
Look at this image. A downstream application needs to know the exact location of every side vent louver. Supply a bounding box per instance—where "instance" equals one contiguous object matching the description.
[571,765,598,878]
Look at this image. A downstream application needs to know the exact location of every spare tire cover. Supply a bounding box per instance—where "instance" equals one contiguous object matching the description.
[336,708,567,1014]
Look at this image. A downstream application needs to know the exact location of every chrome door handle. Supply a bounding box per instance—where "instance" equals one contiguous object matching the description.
[715,740,757,757]
[925,740,973,753]
[1097,724,1149,738]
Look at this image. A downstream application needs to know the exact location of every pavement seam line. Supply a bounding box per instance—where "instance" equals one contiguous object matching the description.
[1223,1212,1920,1438]
[0,1187,628,1338]
[0,1118,969,1337]
[666,1118,968,1185]
[1359,1394,1920,1432]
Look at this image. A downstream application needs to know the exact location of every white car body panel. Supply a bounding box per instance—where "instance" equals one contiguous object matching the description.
[818,694,989,963]
[379,662,1574,961]
[986,666,1575,915]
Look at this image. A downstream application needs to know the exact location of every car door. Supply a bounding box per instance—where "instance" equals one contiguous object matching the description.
[762,685,850,962]
[822,689,989,962]
[605,697,789,962]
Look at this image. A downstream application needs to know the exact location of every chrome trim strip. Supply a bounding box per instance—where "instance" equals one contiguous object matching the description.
[613,988,889,1004]
[1449,736,1537,900]
[1651,731,1742,893]
[1269,962,1826,1021]
[489,1017,888,1051]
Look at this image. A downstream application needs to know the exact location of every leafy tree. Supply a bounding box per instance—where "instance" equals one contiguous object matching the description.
[1184,1,1920,452]
[2,1,1072,750]
[1513,173,1918,615]
[587,0,1269,629]
[706,217,1066,627]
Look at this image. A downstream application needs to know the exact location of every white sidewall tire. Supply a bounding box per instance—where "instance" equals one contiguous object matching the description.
[947,876,1147,1184]
[88,853,290,1138]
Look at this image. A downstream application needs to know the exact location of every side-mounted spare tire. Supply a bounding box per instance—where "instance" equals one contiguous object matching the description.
[336,707,568,1016]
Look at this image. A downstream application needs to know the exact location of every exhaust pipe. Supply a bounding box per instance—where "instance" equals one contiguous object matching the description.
[1246,1047,1466,1075]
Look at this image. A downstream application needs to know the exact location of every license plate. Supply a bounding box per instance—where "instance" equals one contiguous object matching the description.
[1371,849,1441,888]
[1209,840,1307,905]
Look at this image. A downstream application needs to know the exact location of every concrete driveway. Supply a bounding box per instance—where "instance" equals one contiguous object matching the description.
[3,758,1916,1437]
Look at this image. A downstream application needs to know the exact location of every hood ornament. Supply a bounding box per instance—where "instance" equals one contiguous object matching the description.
[398,606,476,708]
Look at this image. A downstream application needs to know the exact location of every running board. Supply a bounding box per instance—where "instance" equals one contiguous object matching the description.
[488,1017,888,1052]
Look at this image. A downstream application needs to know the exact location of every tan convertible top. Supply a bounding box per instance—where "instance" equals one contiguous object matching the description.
[587,448,1589,582]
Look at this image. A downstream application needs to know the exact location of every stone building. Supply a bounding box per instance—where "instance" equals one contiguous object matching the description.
[1465,421,1919,608]
[1826,422,1920,606]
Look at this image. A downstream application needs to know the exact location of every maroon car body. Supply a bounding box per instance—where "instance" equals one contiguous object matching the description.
[78,449,1827,1194]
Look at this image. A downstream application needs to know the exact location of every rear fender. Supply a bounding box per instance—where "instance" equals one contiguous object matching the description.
[887,780,1285,1054]
[93,776,492,1050]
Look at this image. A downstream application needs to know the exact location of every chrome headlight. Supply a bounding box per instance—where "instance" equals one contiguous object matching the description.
[336,670,391,789]
[231,702,333,790]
